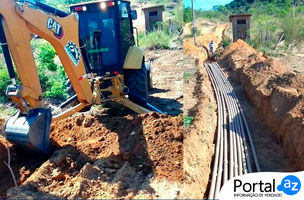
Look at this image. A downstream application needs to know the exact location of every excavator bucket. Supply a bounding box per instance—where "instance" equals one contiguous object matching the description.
[4,108,52,154]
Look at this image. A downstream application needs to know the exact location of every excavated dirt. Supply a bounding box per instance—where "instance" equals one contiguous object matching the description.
[183,56,217,199]
[0,112,183,199]
[219,39,304,171]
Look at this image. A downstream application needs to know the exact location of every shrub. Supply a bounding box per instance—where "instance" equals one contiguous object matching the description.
[36,42,58,71]
[32,39,67,101]
[139,30,174,49]
[0,68,11,103]
[184,116,194,126]
[44,79,67,100]
[184,71,193,83]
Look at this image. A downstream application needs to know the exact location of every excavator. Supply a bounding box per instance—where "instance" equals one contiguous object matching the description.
[0,0,161,154]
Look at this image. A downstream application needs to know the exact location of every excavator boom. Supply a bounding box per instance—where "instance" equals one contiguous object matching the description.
[0,0,95,153]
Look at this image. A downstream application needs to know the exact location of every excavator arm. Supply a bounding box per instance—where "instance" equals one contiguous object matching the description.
[0,0,96,153]
[0,0,93,111]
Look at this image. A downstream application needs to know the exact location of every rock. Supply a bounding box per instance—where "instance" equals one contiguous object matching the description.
[75,153,90,167]
[50,151,66,166]
[51,169,65,181]
[122,152,131,161]
[105,168,117,174]
[75,115,85,126]
[79,163,100,179]
[80,163,94,176]
[83,118,94,128]
[94,159,113,169]
[111,162,135,183]
[108,154,122,163]
[126,188,137,194]
[112,163,121,169]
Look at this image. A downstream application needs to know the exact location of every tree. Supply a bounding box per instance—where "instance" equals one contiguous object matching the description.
[64,0,91,5]
[183,6,192,23]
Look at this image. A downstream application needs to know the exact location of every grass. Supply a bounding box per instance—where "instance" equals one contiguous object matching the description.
[138,30,175,49]
[184,71,194,83]
[184,116,194,127]
[0,104,16,118]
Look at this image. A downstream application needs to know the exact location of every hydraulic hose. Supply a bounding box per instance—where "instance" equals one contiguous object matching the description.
[0,15,16,82]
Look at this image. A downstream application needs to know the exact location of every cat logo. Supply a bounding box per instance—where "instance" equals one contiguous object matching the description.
[47,17,64,39]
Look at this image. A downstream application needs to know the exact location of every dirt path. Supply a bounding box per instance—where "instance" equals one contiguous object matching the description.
[184,23,228,62]
[145,49,183,116]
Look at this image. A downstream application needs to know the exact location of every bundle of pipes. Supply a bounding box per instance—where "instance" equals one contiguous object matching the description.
[205,62,261,200]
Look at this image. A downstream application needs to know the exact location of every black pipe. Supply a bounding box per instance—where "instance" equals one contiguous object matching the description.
[0,15,16,80]
[27,0,69,17]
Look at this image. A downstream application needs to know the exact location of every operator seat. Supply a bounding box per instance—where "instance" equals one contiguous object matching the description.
[98,20,116,66]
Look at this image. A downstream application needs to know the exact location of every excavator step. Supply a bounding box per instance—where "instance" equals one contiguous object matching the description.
[4,108,52,154]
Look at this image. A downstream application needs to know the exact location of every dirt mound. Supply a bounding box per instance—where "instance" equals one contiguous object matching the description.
[4,112,183,199]
[219,40,304,170]
[183,40,208,61]
[220,40,287,75]
[220,39,255,58]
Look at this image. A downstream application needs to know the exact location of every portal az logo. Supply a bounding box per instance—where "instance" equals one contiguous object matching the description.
[47,17,64,39]
[277,175,301,196]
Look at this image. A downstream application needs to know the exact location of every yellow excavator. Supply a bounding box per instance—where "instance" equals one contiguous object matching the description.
[0,0,161,154]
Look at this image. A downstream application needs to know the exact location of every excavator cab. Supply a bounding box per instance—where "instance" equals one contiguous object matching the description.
[69,0,137,76]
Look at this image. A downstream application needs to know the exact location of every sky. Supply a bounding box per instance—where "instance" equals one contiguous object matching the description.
[183,0,233,11]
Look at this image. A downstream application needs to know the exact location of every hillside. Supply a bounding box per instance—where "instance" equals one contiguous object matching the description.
[184,0,304,71]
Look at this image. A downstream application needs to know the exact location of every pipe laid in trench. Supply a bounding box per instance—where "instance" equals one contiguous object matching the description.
[214,63,252,173]
[205,62,261,199]
[209,62,251,173]
[206,66,224,200]
[212,63,250,174]
[216,63,261,172]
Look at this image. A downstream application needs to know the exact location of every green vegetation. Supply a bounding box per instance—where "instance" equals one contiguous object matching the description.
[0,68,13,103]
[0,39,67,104]
[184,116,194,126]
[184,0,304,56]
[184,71,194,82]
[0,104,16,117]
[32,39,67,100]
[139,30,175,49]
[138,1,183,49]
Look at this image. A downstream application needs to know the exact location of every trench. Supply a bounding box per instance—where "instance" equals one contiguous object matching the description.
[205,61,296,198]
